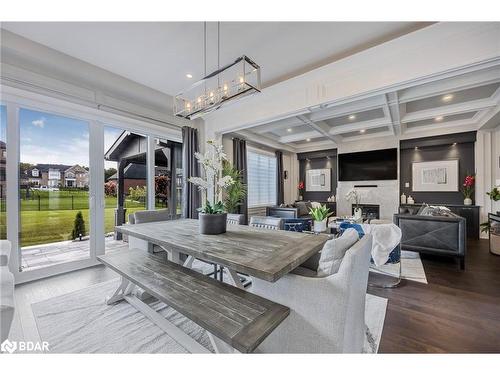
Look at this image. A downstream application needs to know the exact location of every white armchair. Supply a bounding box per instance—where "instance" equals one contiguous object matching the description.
[250,234,372,353]
[0,240,15,343]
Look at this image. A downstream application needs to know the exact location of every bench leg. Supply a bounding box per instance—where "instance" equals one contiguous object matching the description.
[106,277,134,305]
[207,333,238,353]
[183,255,195,268]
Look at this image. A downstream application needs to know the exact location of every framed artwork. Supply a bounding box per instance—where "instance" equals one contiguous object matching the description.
[412,160,459,192]
[306,168,331,192]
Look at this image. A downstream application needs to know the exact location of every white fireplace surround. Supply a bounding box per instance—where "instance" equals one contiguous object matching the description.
[336,180,400,221]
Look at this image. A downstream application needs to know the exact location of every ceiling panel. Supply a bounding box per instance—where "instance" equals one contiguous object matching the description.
[406,111,477,129]
[405,82,500,113]
[341,126,390,138]
[324,108,385,127]
[291,136,331,146]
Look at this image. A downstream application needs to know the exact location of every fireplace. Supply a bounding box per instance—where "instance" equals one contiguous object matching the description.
[352,204,380,220]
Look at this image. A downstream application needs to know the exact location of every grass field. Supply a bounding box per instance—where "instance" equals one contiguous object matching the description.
[0,191,151,247]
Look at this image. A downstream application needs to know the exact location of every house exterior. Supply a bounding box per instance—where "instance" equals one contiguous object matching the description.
[23,164,89,188]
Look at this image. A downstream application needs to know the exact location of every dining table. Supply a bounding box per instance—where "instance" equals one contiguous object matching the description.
[115,218,330,289]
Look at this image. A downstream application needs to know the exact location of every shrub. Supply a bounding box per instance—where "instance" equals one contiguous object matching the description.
[71,211,86,240]
[104,181,117,197]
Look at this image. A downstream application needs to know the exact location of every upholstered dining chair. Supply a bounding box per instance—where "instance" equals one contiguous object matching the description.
[227,213,245,225]
[250,234,373,353]
[249,216,284,230]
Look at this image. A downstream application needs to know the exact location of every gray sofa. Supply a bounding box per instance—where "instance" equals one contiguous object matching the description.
[393,213,466,270]
[266,201,312,219]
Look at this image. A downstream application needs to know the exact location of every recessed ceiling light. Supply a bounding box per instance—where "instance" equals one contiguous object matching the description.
[452,142,457,146]
[415,146,419,150]
[359,129,366,133]
[442,94,454,102]
[186,73,193,79]
[306,138,311,142]
[348,114,356,120]
[435,116,444,122]
[287,128,292,132]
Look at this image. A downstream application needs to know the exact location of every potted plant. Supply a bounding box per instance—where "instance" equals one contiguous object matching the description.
[345,188,362,219]
[309,204,332,233]
[188,140,235,234]
[297,181,304,201]
[222,161,246,214]
[462,174,475,205]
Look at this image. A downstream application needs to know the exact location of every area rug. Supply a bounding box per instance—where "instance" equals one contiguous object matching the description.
[370,250,428,284]
[32,279,387,353]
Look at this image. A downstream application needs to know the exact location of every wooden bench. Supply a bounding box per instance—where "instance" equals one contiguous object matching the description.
[97,249,290,353]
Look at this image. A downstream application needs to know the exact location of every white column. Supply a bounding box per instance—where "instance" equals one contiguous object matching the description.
[89,121,105,257]
[6,104,20,275]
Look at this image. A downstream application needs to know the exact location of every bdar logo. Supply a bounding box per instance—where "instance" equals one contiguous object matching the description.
[1,339,17,353]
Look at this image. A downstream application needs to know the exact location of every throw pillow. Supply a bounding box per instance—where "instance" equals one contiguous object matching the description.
[317,228,359,277]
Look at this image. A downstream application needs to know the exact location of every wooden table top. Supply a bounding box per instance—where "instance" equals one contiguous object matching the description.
[116,219,329,282]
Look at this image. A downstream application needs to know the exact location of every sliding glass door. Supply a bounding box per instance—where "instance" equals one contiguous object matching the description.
[18,108,92,271]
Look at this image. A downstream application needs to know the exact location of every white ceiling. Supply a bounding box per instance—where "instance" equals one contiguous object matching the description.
[235,66,500,152]
[0,22,430,96]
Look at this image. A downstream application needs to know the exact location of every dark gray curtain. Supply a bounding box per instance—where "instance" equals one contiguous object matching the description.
[233,138,248,224]
[276,150,284,205]
[182,126,200,219]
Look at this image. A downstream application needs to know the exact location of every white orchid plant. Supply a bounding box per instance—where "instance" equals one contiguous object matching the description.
[188,140,235,214]
[345,188,361,209]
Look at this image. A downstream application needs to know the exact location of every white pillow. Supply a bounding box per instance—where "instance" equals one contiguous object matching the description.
[317,228,359,277]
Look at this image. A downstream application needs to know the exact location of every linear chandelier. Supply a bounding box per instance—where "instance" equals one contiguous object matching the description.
[174,23,261,120]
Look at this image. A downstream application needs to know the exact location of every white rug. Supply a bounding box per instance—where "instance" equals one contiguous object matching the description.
[370,250,428,284]
[32,279,387,354]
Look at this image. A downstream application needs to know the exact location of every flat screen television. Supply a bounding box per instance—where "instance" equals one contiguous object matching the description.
[338,148,397,181]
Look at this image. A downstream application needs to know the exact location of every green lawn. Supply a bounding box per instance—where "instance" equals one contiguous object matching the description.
[0,192,149,247]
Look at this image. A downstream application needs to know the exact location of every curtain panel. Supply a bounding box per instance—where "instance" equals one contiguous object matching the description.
[182,126,200,219]
[276,150,284,205]
[232,138,248,224]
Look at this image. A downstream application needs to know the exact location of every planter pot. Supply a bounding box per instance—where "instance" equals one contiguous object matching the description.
[313,220,327,233]
[464,198,473,206]
[199,213,227,235]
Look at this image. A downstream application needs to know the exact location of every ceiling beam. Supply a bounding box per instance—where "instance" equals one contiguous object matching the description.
[383,93,397,136]
[404,118,476,134]
[401,97,498,123]
[297,115,342,144]
[341,130,394,143]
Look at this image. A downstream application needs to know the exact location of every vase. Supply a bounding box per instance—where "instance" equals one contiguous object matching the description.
[298,195,303,201]
[313,219,327,233]
[464,197,472,206]
[353,207,363,220]
[199,213,227,235]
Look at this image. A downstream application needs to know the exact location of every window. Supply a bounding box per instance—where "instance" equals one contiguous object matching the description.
[247,148,277,207]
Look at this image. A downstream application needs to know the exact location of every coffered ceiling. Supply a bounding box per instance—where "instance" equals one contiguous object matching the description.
[233,65,500,152]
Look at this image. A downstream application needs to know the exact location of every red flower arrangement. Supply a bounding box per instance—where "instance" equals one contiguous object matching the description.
[462,174,475,199]
[297,181,304,191]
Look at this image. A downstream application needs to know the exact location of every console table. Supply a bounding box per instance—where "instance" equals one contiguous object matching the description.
[399,203,480,240]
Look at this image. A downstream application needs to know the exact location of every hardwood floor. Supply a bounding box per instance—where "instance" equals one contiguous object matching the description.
[10,238,500,353]
[369,239,500,353]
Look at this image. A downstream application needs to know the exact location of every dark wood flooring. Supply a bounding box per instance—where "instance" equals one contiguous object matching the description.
[369,239,500,353]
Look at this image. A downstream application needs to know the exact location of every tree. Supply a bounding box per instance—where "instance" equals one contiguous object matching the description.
[71,211,86,240]
[104,168,117,182]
